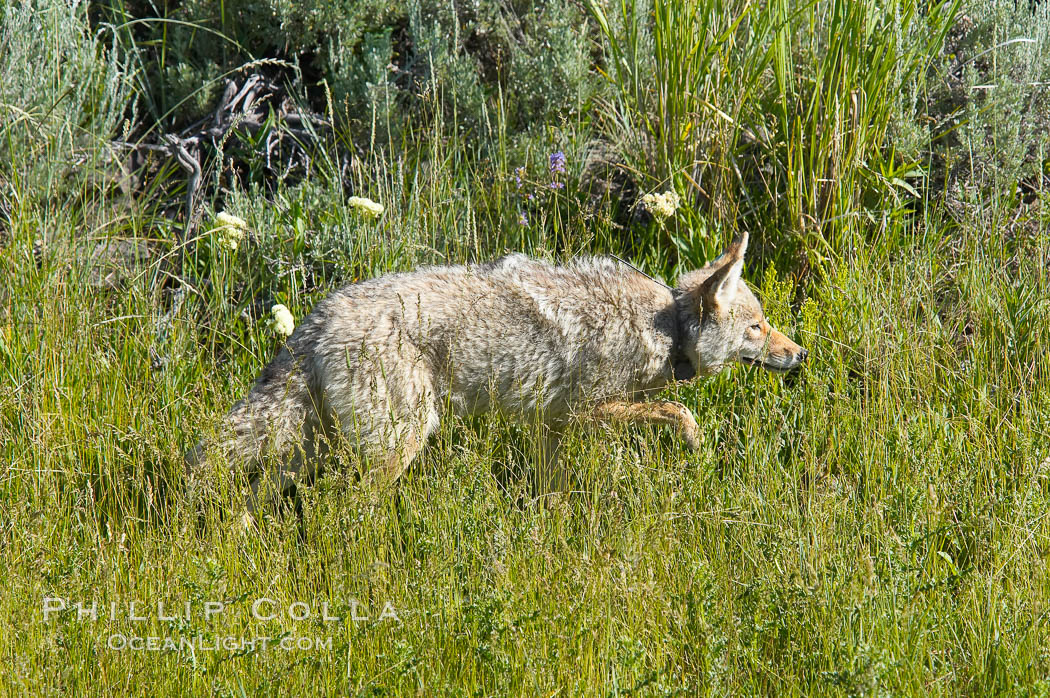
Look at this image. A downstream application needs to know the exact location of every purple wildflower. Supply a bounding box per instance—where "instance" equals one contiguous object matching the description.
[518,211,529,226]
[549,181,565,190]
[514,166,525,189]
[549,151,566,175]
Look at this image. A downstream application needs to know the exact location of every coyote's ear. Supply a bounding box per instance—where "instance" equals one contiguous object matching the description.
[702,231,749,307]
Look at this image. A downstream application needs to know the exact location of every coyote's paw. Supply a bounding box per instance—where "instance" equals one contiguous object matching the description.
[666,401,700,451]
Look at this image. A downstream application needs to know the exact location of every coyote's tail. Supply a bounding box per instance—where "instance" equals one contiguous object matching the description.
[185,349,314,496]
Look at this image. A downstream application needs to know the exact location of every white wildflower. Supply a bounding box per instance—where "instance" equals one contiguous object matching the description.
[640,190,682,220]
[216,228,244,252]
[215,211,247,229]
[347,196,385,218]
[270,304,295,337]
[212,211,247,252]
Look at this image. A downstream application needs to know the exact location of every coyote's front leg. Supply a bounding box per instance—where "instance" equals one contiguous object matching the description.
[590,400,700,450]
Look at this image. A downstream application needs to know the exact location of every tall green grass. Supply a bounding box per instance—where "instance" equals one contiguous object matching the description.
[587,0,959,262]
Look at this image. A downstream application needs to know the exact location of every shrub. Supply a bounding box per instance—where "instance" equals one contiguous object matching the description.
[916,0,1050,205]
[95,0,598,143]
[0,0,135,190]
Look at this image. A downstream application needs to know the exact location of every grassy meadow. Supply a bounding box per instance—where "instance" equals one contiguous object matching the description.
[3,0,1050,693]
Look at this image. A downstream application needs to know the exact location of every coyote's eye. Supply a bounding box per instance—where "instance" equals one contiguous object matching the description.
[749,322,762,332]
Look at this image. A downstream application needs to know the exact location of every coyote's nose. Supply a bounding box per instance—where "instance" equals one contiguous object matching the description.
[798,349,809,363]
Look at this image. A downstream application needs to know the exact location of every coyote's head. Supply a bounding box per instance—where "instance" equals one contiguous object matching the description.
[675,231,807,376]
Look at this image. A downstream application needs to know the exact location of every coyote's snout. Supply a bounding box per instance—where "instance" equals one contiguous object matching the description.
[187,231,805,517]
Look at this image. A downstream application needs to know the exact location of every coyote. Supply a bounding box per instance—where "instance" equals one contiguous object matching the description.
[187,231,806,514]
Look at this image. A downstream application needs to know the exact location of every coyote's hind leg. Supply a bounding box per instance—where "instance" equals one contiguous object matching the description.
[330,338,441,493]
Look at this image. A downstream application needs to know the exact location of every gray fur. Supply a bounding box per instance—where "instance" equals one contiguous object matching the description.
[187,233,807,515]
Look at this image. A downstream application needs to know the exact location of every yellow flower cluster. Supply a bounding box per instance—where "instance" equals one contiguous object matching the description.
[269,304,295,337]
[348,196,384,218]
[640,190,681,220]
[212,211,247,252]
